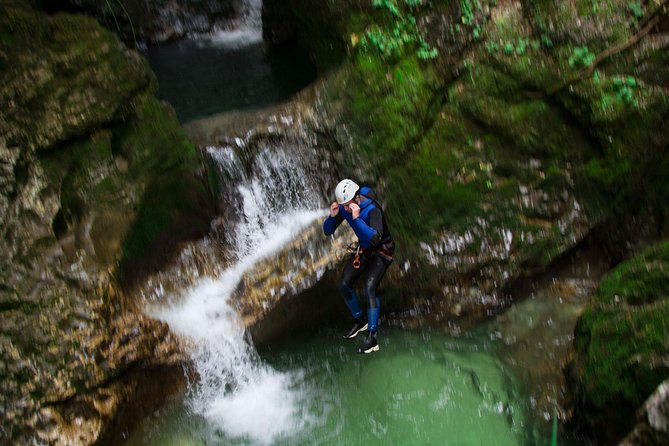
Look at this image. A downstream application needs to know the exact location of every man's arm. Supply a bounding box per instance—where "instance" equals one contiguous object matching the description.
[323,212,344,235]
[350,208,382,246]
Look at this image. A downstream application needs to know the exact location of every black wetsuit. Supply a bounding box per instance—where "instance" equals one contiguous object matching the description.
[322,189,394,331]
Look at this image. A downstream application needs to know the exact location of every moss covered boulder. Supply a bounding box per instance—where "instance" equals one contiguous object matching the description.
[570,241,669,442]
[0,1,212,443]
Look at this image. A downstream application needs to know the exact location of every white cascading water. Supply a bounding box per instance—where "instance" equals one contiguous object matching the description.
[210,0,263,47]
[152,145,326,444]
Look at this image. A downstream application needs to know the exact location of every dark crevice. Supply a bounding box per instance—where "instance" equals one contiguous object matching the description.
[51,208,68,240]
[542,94,607,157]
[35,1,86,15]
[486,57,606,159]
[0,299,39,313]
[11,158,29,200]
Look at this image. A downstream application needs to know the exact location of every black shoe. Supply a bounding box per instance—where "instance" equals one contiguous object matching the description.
[357,332,380,354]
[343,318,368,339]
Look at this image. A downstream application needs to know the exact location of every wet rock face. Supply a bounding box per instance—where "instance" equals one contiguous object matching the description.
[1,3,209,444]
[49,0,244,44]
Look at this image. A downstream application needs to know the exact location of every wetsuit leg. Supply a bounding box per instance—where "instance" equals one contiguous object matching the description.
[339,254,368,319]
[363,256,391,332]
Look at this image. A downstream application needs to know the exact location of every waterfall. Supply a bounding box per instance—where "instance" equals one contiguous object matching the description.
[152,144,326,444]
[210,0,263,47]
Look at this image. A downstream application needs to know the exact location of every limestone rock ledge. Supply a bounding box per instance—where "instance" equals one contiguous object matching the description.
[235,220,355,344]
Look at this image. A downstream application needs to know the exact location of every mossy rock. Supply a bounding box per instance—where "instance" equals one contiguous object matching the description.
[116,95,213,279]
[597,241,669,306]
[1,4,214,440]
[0,3,154,152]
[344,52,442,160]
[571,240,669,436]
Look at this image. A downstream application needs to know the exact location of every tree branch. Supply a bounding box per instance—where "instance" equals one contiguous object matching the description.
[546,0,668,96]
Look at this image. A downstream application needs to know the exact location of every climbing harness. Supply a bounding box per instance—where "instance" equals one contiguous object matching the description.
[352,244,361,269]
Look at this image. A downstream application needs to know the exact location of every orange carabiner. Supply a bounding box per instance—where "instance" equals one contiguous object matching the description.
[352,255,361,269]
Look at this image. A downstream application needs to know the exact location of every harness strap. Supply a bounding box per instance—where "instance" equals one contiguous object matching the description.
[361,245,394,261]
[353,244,361,269]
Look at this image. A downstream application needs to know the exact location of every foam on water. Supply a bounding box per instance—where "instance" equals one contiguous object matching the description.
[208,28,263,48]
[152,208,323,444]
[151,141,326,443]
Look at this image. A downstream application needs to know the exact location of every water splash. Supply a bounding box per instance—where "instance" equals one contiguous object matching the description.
[151,145,325,444]
[153,211,321,444]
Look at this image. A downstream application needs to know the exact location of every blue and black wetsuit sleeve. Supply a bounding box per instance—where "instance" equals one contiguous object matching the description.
[350,208,383,246]
[323,213,344,235]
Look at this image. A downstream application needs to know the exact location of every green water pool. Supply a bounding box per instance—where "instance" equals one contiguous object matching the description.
[125,327,552,445]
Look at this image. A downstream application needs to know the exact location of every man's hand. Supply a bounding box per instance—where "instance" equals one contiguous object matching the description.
[349,202,361,219]
[330,202,340,217]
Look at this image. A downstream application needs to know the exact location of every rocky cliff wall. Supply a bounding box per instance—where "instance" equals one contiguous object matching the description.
[0,1,213,443]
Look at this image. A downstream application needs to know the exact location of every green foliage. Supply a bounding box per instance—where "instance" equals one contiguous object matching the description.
[540,33,553,48]
[592,69,601,85]
[514,37,528,55]
[627,1,644,19]
[568,46,596,68]
[613,75,638,106]
[460,0,489,40]
[591,0,599,15]
[597,75,640,111]
[503,41,514,54]
[418,40,439,59]
[361,0,438,60]
[403,0,424,7]
[373,0,401,17]
[461,0,475,26]
[472,24,482,40]
[490,37,536,56]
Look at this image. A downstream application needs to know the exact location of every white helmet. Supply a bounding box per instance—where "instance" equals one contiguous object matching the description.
[335,179,359,204]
